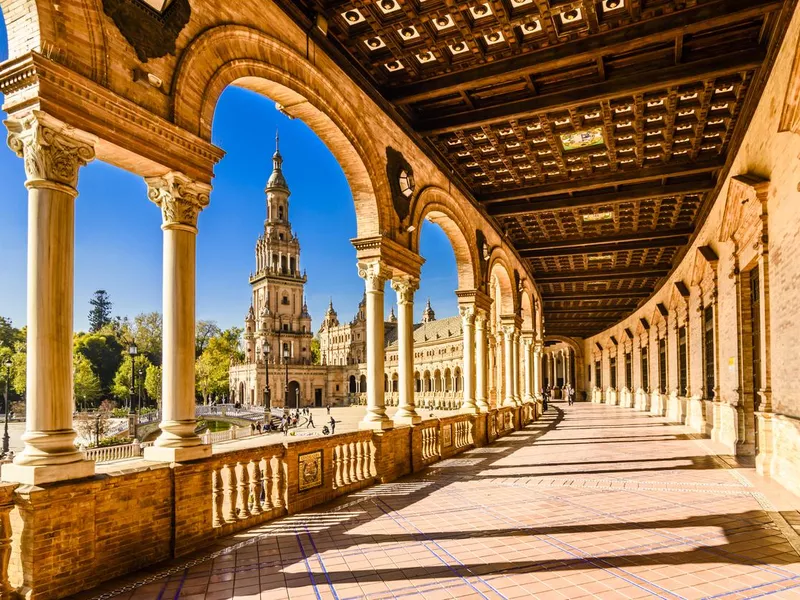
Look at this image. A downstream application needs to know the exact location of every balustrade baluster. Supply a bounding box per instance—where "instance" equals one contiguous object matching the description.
[272,456,284,509]
[355,440,363,481]
[248,460,261,515]
[212,470,223,528]
[333,446,342,489]
[261,457,273,510]
[342,444,351,485]
[365,441,375,477]
[236,462,250,519]
[221,464,236,523]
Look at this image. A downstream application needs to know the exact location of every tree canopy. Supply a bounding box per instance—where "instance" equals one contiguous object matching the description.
[74,332,123,393]
[88,290,113,332]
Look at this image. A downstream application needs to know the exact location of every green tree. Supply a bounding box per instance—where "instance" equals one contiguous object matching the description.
[310,337,320,364]
[10,343,26,399]
[132,312,163,365]
[195,328,243,403]
[74,332,123,393]
[111,354,152,404]
[73,353,102,410]
[145,364,163,409]
[88,290,113,332]
[195,320,221,358]
[0,317,22,350]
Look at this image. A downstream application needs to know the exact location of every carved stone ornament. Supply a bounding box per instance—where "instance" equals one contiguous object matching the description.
[391,278,418,304]
[358,261,390,293]
[385,147,414,221]
[146,171,211,230]
[5,111,96,189]
[102,0,191,63]
[459,305,476,324]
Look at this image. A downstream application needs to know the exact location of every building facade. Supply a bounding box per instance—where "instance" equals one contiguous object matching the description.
[229,140,469,410]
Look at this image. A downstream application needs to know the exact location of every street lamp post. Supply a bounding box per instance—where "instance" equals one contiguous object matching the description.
[283,346,289,409]
[3,358,12,456]
[295,387,300,411]
[262,344,271,409]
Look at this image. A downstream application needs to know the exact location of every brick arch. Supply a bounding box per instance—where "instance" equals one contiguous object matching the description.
[171,25,388,237]
[488,254,516,316]
[520,289,534,330]
[410,186,479,290]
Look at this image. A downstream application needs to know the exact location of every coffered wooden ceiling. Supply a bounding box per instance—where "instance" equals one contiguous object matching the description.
[277,0,794,337]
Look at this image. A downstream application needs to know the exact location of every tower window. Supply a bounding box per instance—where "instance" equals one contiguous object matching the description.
[282,294,289,305]
[279,233,284,241]
[278,206,284,220]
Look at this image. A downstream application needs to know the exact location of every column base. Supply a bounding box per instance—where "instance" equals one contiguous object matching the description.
[394,414,422,426]
[359,418,394,431]
[2,459,95,485]
[476,401,490,414]
[144,444,212,463]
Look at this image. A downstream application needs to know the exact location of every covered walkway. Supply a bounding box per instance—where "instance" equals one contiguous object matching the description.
[79,403,800,600]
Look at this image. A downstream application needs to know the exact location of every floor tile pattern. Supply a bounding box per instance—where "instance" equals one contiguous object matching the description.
[77,403,800,600]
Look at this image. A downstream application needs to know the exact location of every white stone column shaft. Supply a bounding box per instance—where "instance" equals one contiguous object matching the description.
[392,278,420,424]
[359,262,392,430]
[3,112,96,484]
[460,306,477,413]
[503,327,515,406]
[475,311,489,412]
[144,172,212,463]
[523,338,532,402]
[533,342,543,399]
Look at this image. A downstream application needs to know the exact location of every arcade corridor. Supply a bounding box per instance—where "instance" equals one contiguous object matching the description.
[79,403,800,600]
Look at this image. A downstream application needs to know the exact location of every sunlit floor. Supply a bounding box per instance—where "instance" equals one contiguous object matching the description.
[76,402,800,600]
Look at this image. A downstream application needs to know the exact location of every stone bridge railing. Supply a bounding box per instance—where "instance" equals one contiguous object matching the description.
[1,402,540,599]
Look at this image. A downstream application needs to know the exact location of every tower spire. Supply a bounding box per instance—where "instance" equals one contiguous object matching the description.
[266,128,289,194]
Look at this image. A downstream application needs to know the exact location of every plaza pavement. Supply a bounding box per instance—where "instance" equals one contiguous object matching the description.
[76,401,800,599]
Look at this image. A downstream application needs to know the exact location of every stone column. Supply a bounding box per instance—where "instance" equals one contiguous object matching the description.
[523,337,533,402]
[144,172,212,463]
[392,278,420,425]
[502,326,515,406]
[2,112,96,484]
[460,306,478,414]
[475,310,489,412]
[533,341,543,399]
[511,329,521,404]
[358,261,393,430]
[495,332,504,404]
[565,348,571,386]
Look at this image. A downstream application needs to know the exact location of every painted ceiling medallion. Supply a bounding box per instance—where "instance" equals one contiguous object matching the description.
[102,0,191,62]
[560,127,605,151]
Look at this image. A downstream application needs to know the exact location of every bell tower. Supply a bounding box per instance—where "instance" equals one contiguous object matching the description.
[246,131,313,365]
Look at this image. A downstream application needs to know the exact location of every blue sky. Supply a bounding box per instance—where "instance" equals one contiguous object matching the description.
[0,20,458,333]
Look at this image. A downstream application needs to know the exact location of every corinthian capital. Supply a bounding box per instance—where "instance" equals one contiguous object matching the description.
[5,111,96,191]
[391,277,419,304]
[146,171,211,231]
[474,309,488,328]
[459,305,476,325]
[358,261,390,293]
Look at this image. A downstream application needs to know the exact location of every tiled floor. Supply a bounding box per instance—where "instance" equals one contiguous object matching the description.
[79,402,800,600]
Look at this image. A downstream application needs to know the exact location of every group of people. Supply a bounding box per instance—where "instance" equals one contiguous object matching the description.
[540,383,576,411]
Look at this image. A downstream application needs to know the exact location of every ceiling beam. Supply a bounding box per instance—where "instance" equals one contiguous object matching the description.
[418,49,765,135]
[518,228,693,258]
[544,307,632,314]
[533,266,671,283]
[483,180,713,215]
[543,291,652,300]
[478,160,723,200]
[388,0,779,106]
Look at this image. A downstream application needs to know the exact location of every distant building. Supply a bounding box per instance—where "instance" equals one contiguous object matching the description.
[230,137,465,409]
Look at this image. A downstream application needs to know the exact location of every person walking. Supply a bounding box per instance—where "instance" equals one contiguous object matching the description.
[329,416,336,435]
[250,422,256,435]
[326,404,331,415]
[307,412,315,428]
[568,384,575,406]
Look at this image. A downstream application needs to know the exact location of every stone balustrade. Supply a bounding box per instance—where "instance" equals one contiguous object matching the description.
[4,403,536,600]
[82,441,154,463]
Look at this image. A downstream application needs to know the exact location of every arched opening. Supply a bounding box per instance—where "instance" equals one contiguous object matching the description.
[287,380,301,409]
[444,368,452,392]
[359,374,367,394]
[349,375,356,394]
